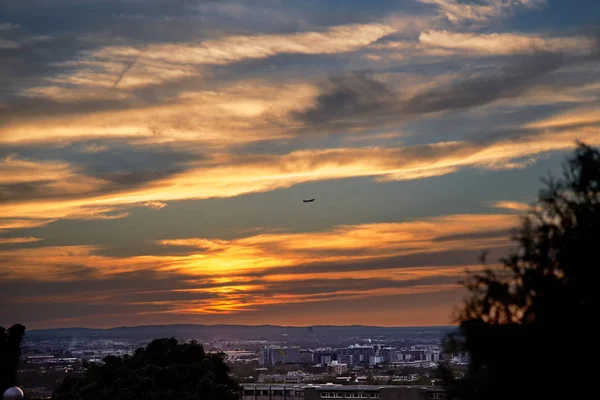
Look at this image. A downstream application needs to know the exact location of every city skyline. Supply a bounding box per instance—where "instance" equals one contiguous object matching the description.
[2,0,600,329]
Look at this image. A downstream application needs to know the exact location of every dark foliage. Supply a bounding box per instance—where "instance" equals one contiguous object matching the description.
[442,142,598,400]
[0,323,26,394]
[52,337,240,400]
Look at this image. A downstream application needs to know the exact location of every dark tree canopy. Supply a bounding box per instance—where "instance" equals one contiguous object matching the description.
[0,323,26,394]
[53,337,240,400]
[441,142,598,400]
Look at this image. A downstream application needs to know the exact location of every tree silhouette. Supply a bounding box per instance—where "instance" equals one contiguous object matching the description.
[52,337,240,400]
[442,142,598,400]
[0,323,26,394]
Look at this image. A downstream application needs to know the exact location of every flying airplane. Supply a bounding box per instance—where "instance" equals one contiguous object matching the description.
[303,199,315,203]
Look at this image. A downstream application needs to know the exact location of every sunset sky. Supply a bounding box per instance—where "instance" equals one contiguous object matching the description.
[1,0,599,329]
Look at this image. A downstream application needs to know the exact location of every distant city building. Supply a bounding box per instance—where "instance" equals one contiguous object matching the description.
[338,354,354,366]
[320,355,332,365]
[300,350,314,364]
[369,355,384,366]
[338,345,375,365]
[424,351,440,362]
[314,349,335,366]
[260,346,302,365]
[380,347,396,363]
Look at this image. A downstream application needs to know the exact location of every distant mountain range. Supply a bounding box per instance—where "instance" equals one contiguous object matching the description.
[27,324,456,341]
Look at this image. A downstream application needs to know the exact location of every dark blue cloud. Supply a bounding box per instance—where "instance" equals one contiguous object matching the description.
[0,140,198,179]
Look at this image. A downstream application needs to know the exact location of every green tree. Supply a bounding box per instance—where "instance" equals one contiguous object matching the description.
[52,337,240,400]
[0,323,26,394]
[442,142,597,400]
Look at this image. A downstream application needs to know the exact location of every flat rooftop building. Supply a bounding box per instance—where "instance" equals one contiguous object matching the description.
[240,384,446,400]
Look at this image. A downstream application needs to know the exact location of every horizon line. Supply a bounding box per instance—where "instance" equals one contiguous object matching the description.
[26,323,458,332]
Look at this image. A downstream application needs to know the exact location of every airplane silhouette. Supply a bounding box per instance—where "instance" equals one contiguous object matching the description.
[303,199,315,203]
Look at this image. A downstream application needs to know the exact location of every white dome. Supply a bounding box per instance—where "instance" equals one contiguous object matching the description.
[3,387,24,400]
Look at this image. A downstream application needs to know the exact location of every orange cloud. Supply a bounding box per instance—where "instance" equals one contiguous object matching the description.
[25,22,395,97]
[525,107,600,130]
[1,81,314,145]
[492,201,531,212]
[263,265,487,284]
[419,30,593,55]
[96,23,396,66]
[0,155,111,210]
[0,218,55,232]
[1,213,514,282]
[1,212,514,325]
[0,237,43,245]
[0,156,73,184]
[419,0,545,24]
[1,126,599,222]
[162,283,463,316]
[158,213,515,276]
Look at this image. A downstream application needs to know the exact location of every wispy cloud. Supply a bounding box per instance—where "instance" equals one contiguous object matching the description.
[419,0,546,25]
[295,52,573,130]
[0,218,55,233]
[158,213,516,275]
[143,201,168,210]
[0,213,515,281]
[419,30,594,56]
[0,38,20,49]
[130,23,395,65]
[404,52,564,114]
[29,22,395,95]
[0,237,43,245]
[1,213,512,324]
[525,106,600,129]
[1,125,600,221]
[1,80,315,144]
[0,155,74,184]
[0,22,20,31]
[491,200,531,212]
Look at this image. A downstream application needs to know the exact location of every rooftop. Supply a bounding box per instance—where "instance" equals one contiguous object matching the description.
[241,383,443,391]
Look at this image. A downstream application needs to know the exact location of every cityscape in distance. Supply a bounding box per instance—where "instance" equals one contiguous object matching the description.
[17,324,461,398]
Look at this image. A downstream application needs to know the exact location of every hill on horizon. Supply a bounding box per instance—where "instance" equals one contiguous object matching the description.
[26,324,456,340]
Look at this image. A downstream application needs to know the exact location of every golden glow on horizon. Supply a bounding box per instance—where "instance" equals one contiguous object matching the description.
[147,215,513,299]
[1,213,513,287]
[0,212,508,326]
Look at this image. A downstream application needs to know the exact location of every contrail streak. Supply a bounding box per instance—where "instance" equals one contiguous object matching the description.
[112,53,141,88]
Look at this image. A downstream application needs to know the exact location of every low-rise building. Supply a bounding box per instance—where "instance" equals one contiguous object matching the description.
[329,361,348,374]
[240,383,446,400]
